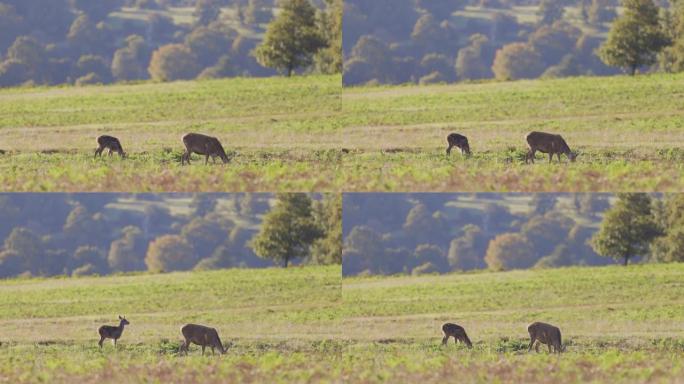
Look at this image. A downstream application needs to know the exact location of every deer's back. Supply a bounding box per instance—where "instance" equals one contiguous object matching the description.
[98,135,121,147]
[182,323,218,343]
[442,323,465,335]
[526,132,568,151]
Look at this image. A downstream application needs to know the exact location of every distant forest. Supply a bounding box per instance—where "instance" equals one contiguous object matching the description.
[343,0,684,85]
[343,193,684,276]
[0,0,341,87]
[0,193,341,279]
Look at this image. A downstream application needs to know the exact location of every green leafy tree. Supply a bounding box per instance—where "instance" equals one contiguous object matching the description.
[314,0,342,74]
[649,194,684,262]
[251,193,323,267]
[599,0,669,75]
[310,194,342,265]
[254,0,326,76]
[456,34,492,80]
[591,193,661,265]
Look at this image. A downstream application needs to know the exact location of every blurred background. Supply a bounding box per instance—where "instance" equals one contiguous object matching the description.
[343,193,683,276]
[343,0,680,85]
[0,193,341,278]
[0,0,342,87]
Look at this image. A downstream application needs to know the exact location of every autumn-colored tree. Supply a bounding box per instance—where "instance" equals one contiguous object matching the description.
[484,233,536,271]
[492,43,545,80]
[145,235,197,272]
[148,44,201,81]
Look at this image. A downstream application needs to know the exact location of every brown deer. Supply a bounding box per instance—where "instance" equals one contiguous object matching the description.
[527,322,564,354]
[441,323,473,348]
[95,135,126,158]
[525,131,577,164]
[179,323,227,355]
[446,133,471,157]
[98,315,129,348]
[181,133,229,165]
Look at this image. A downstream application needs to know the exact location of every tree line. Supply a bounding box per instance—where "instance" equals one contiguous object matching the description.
[343,0,684,86]
[0,193,341,279]
[343,193,684,276]
[0,0,341,88]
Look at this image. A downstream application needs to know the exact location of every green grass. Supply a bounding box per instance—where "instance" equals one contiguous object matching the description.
[0,265,342,383]
[341,73,684,191]
[340,263,684,382]
[0,75,342,192]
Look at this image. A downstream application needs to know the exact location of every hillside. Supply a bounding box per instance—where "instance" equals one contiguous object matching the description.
[340,73,684,191]
[341,263,684,382]
[0,266,342,382]
[0,75,342,191]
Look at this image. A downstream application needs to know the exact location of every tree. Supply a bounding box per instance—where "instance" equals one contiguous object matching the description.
[112,35,149,81]
[591,193,661,265]
[185,26,234,68]
[484,233,537,271]
[315,0,342,74]
[3,227,43,275]
[537,0,565,26]
[251,193,323,267]
[528,22,581,67]
[75,55,112,83]
[198,55,237,79]
[342,225,385,275]
[148,44,201,81]
[71,246,108,275]
[529,194,558,216]
[194,0,221,26]
[108,226,146,272]
[599,0,669,75]
[456,34,493,80]
[416,0,464,20]
[448,224,487,270]
[310,194,342,265]
[254,0,326,76]
[649,194,684,262]
[492,43,545,80]
[6,36,47,81]
[71,0,123,21]
[244,0,272,24]
[145,234,197,272]
[180,217,230,260]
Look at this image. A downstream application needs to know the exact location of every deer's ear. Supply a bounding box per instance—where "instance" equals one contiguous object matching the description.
[119,315,122,319]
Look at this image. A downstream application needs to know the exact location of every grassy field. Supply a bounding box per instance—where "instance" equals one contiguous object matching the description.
[341,264,684,382]
[341,73,684,192]
[0,266,342,383]
[0,75,341,192]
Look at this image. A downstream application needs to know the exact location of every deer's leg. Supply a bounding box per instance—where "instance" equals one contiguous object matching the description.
[446,144,452,156]
[108,149,113,156]
[442,335,448,345]
[98,336,105,348]
[201,345,205,356]
[95,147,102,158]
[528,336,536,352]
[548,153,553,163]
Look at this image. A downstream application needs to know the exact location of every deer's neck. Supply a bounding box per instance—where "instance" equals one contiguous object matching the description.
[118,321,126,331]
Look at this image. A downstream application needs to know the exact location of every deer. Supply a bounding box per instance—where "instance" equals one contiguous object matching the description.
[179,323,227,356]
[95,135,126,158]
[527,322,564,354]
[181,133,230,165]
[525,131,577,164]
[98,316,129,348]
[446,133,471,157]
[441,323,473,348]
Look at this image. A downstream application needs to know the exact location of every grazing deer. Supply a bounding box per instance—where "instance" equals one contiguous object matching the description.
[181,133,229,165]
[446,133,471,157]
[179,323,226,355]
[527,322,564,354]
[525,131,577,164]
[98,316,129,348]
[95,135,126,158]
[441,323,473,348]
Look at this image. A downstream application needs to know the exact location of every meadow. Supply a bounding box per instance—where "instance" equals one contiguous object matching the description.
[341,264,684,382]
[341,73,684,192]
[0,265,342,383]
[0,75,342,192]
